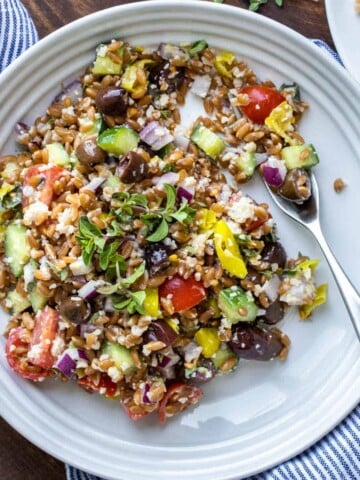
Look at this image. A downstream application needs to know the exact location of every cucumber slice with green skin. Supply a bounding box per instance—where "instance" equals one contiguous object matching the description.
[281,144,319,170]
[5,223,30,277]
[102,341,137,375]
[6,290,31,313]
[280,82,301,101]
[46,143,71,166]
[190,124,225,160]
[29,287,48,313]
[103,175,121,190]
[218,286,258,323]
[212,345,238,370]
[97,126,139,157]
[235,151,257,178]
[92,45,122,75]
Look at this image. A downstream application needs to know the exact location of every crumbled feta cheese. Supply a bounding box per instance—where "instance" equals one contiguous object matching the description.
[23,262,36,290]
[107,366,122,383]
[51,336,65,357]
[227,196,255,224]
[69,257,93,276]
[23,201,49,224]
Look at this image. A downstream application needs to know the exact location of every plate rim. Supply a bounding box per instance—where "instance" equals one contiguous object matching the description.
[0,2,359,479]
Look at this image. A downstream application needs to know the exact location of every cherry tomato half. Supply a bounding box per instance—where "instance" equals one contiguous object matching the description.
[243,211,272,233]
[158,382,203,423]
[238,85,284,124]
[30,306,59,369]
[5,327,51,381]
[159,275,206,313]
[22,164,65,208]
[78,373,119,398]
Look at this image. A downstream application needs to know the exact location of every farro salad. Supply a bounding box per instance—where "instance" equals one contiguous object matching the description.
[1,39,327,423]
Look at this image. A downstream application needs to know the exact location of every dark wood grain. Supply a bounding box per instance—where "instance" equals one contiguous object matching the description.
[2,1,334,479]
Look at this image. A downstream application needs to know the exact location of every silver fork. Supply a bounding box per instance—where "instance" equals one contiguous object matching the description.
[263,171,360,340]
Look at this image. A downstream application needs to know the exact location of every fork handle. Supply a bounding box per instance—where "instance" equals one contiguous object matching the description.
[314,224,360,340]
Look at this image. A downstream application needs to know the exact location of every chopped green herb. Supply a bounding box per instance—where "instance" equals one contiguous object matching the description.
[188,40,208,57]
[248,0,283,11]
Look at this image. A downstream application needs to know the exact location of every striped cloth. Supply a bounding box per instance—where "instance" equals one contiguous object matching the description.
[0,1,359,479]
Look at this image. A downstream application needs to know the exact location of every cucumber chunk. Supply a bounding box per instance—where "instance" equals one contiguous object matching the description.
[190,124,225,160]
[29,287,48,313]
[218,286,258,323]
[6,290,31,313]
[281,144,319,170]
[102,341,137,375]
[46,143,71,166]
[5,223,30,277]
[212,344,238,371]
[234,151,257,179]
[97,126,139,156]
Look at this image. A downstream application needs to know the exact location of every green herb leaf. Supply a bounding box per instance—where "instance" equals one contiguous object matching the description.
[99,240,121,270]
[146,217,169,242]
[122,262,145,287]
[163,183,176,212]
[188,40,208,57]
[78,216,102,238]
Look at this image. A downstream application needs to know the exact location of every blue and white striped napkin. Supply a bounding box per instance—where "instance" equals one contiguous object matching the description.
[0,1,359,479]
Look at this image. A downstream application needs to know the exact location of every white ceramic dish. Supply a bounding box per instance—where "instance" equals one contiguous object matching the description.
[325,0,360,83]
[0,2,360,479]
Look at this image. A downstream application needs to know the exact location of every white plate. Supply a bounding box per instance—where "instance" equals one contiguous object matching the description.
[325,0,360,82]
[0,2,359,479]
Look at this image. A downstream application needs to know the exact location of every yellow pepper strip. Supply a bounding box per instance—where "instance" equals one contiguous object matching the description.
[198,208,217,232]
[194,328,221,358]
[165,318,180,334]
[168,254,179,264]
[214,52,235,79]
[214,220,247,279]
[0,183,14,200]
[264,101,299,146]
[143,288,160,318]
[121,59,154,95]
[296,258,320,273]
[299,284,328,319]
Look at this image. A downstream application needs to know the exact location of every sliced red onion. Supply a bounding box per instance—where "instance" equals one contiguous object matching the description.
[152,171,179,187]
[55,348,88,378]
[158,365,176,380]
[104,296,116,313]
[142,383,152,404]
[173,132,190,151]
[140,121,174,151]
[15,121,29,139]
[190,75,211,98]
[78,280,98,300]
[53,79,82,104]
[157,348,180,368]
[262,275,281,303]
[262,165,285,187]
[81,177,106,193]
[181,342,202,364]
[177,186,193,203]
[255,153,268,165]
[80,323,99,337]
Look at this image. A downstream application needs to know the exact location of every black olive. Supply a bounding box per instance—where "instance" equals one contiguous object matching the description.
[243,267,264,285]
[185,358,216,385]
[144,243,170,276]
[117,151,149,183]
[261,242,287,269]
[279,168,311,203]
[143,320,178,347]
[75,136,108,164]
[229,324,283,361]
[59,297,90,325]
[259,299,286,325]
[95,86,129,116]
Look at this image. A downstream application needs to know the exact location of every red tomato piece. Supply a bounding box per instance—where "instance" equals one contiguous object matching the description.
[22,164,65,208]
[158,382,203,423]
[238,85,284,124]
[30,306,59,369]
[78,373,119,398]
[244,211,272,233]
[123,404,151,421]
[159,275,206,313]
[5,327,51,381]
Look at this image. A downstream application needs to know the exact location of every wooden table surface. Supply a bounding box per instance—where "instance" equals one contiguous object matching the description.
[1,1,334,479]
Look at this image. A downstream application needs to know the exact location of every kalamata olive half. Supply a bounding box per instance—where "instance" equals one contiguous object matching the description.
[95,86,129,116]
[185,358,216,385]
[59,296,91,325]
[259,299,286,325]
[261,242,287,269]
[117,151,149,183]
[279,168,311,203]
[229,324,283,361]
[144,243,170,276]
[143,320,178,347]
[243,267,264,285]
[75,136,108,164]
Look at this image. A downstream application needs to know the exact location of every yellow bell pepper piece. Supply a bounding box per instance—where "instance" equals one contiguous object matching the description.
[0,183,14,200]
[121,59,153,95]
[296,258,320,273]
[143,288,160,318]
[214,220,247,279]
[214,52,235,79]
[299,283,328,319]
[199,208,217,232]
[194,328,221,358]
[265,101,299,146]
